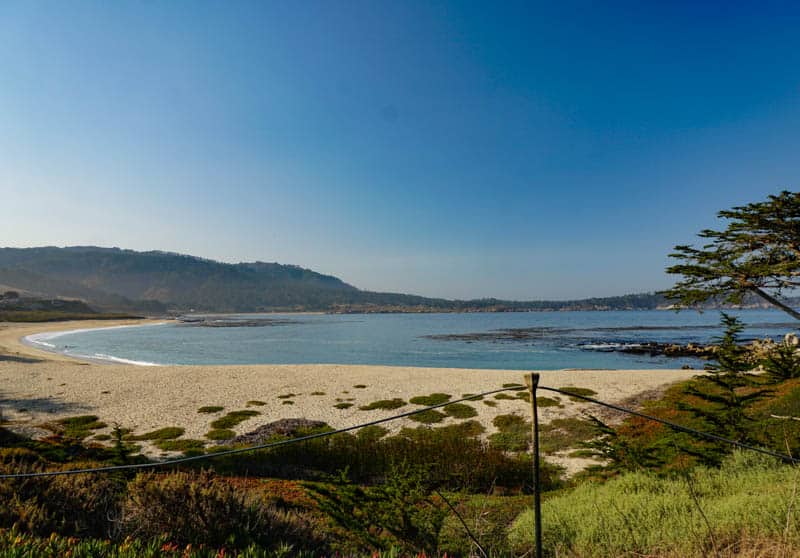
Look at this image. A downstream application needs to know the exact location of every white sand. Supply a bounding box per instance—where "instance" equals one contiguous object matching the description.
[0,320,700,468]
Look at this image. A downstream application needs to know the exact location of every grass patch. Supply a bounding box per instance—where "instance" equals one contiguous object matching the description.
[462,393,484,400]
[558,386,598,402]
[539,417,597,454]
[246,400,266,406]
[483,400,498,407]
[515,391,531,402]
[282,400,294,405]
[409,393,452,406]
[334,402,354,409]
[198,406,224,414]
[353,384,368,389]
[153,439,206,452]
[509,452,799,557]
[277,393,297,399]
[409,410,446,424]
[205,429,236,441]
[503,383,525,389]
[438,420,486,437]
[494,393,517,401]
[489,414,529,452]
[443,403,478,419]
[210,410,260,429]
[356,425,388,441]
[359,398,407,411]
[126,427,185,441]
[55,415,107,438]
[536,396,562,407]
[310,391,326,396]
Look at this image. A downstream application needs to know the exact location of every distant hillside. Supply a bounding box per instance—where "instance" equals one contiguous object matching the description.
[0,246,782,314]
[0,292,137,322]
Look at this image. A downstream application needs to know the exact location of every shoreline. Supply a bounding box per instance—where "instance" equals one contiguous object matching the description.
[0,320,702,473]
[0,318,164,363]
[20,322,169,366]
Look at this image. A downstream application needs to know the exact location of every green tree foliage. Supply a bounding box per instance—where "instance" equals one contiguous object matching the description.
[761,336,800,382]
[676,314,771,464]
[583,315,772,472]
[665,190,800,320]
[307,462,447,554]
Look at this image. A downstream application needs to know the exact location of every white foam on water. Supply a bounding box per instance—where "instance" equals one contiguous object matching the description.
[69,352,162,366]
[22,323,166,366]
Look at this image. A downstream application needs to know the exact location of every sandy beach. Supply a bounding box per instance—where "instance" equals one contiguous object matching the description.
[0,320,701,469]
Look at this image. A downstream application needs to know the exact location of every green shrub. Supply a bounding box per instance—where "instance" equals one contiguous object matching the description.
[197,406,223,414]
[205,429,236,440]
[54,415,107,439]
[762,339,800,381]
[121,470,316,549]
[443,403,478,419]
[246,400,266,406]
[308,461,447,554]
[409,393,451,406]
[558,386,598,401]
[0,459,123,538]
[489,414,529,452]
[359,399,406,411]
[211,421,548,493]
[536,396,561,407]
[356,425,388,442]
[127,427,184,441]
[154,439,206,452]
[431,420,485,437]
[409,410,446,424]
[539,417,597,454]
[210,410,260,429]
[509,452,800,557]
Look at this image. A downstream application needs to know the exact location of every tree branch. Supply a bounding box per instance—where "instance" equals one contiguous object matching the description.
[750,287,800,321]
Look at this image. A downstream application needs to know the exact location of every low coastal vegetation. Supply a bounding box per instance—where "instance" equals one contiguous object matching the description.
[359,398,407,411]
[210,410,260,430]
[409,393,451,406]
[197,405,224,414]
[3,315,800,556]
[510,452,800,557]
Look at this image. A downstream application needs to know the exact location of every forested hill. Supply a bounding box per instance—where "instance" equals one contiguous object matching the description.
[0,246,701,314]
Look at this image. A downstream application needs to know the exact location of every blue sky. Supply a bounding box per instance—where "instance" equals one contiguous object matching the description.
[1,1,798,299]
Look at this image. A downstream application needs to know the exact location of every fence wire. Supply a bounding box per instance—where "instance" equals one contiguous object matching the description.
[1,379,798,480]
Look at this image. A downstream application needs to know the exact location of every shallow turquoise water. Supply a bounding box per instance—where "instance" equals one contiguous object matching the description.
[27,309,795,370]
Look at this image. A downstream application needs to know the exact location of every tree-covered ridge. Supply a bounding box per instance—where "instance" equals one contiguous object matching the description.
[0,246,787,314]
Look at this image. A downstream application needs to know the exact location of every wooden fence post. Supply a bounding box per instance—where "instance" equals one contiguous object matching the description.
[525,372,543,558]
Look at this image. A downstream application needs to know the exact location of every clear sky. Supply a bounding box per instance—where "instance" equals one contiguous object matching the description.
[1,1,798,300]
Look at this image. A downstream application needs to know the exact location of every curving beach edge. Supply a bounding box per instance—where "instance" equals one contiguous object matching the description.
[0,320,701,473]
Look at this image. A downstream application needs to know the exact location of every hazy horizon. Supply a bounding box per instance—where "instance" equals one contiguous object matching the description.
[2,2,798,300]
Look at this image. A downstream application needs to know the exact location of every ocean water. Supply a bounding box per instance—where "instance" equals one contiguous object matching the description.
[25,309,797,370]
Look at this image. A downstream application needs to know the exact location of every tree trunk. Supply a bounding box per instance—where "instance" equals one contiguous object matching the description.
[750,287,800,321]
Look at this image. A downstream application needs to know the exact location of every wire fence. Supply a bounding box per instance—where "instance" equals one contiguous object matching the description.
[2,373,798,557]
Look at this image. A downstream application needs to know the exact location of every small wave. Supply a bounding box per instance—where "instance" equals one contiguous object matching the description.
[22,323,167,365]
[86,353,162,366]
[580,343,643,352]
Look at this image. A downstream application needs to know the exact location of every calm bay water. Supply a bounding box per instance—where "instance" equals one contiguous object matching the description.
[27,309,796,370]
